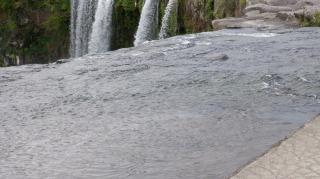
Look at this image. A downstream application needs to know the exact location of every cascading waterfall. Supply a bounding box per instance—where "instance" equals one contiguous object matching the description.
[72,0,98,58]
[134,0,160,46]
[89,0,114,54]
[70,0,114,58]
[159,0,176,39]
[69,0,78,57]
[70,0,171,55]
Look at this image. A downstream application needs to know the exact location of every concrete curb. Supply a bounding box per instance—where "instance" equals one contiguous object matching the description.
[229,113,320,178]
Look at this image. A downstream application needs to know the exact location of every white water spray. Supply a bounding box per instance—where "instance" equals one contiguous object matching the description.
[134,0,159,46]
[159,0,176,39]
[89,0,114,54]
[70,0,78,57]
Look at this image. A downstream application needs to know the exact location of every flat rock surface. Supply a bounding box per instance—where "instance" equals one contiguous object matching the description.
[231,115,320,178]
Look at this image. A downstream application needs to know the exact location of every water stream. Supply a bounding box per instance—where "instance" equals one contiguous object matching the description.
[1,28,319,178]
[69,0,78,57]
[159,0,176,39]
[89,0,115,54]
[73,0,97,58]
[71,0,114,57]
[134,0,160,46]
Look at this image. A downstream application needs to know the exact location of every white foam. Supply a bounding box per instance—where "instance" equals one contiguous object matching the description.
[223,33,277,38]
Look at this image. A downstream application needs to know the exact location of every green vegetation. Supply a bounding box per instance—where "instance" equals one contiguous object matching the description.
[0,0,70,67]
[0,0,249,67]
[240,0,246,7]
[205,0,215,30]
[111,0,142,49]
[310,13,320,27]
[11,0,317,67]
[298,12,320,27]
[215,0,236,19]
[166,2,178,37]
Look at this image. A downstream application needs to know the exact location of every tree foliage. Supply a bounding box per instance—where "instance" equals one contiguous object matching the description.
[0,0,70,66]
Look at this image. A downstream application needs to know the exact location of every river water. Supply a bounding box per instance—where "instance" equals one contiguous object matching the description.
[0,28,319,178]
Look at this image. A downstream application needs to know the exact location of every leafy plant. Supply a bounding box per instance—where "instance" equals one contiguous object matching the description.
[216,0,237,19]
[0,0,71,66]
[205,0,215,29]
[311,12,320,27]
[240,0,246,7]
[298,12,320,27]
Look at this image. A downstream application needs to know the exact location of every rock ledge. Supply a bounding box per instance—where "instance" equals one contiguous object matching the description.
[213,0,320,30]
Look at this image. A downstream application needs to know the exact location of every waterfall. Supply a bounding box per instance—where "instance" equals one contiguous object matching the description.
[134,0,160,46]
[159,0,176,39]
[89,0,115,54]
[72,0,98,58]
[69,0,78,58]
[70,0,114,57]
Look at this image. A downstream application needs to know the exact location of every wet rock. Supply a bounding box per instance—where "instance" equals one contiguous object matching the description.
[55,59,73,64]
[276,11,299,21]
[295,4,320,19]
[244,4,293,14]
[209,54,229,61]
[212,18,247,30]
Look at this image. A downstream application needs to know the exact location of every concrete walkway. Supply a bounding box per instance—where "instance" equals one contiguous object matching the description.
[231,114,320,178]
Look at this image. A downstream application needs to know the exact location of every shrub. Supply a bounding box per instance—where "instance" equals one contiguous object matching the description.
[311,12,320,27]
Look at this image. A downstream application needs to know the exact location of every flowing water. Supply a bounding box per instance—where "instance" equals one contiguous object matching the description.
[71,0,114,57]
[0,28,319,178]
[73,0,98,58]
[89,0,115,54]
[134,0,160,46]
[69,0,78,57]
[159,0,176,39]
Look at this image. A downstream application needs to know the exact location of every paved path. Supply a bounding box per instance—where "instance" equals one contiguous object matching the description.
[231,115,320,178]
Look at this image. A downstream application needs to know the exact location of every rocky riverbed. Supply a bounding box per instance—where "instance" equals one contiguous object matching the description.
[0,28,319,178]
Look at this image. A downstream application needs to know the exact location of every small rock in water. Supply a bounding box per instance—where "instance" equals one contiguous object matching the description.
[56,59,73,64]
[209,54,229,61]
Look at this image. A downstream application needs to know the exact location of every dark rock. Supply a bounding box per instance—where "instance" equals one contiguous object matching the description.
[294,4,320,19]
[55,59,73,64]
[212,18,248,30]
[276,11,299,21]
